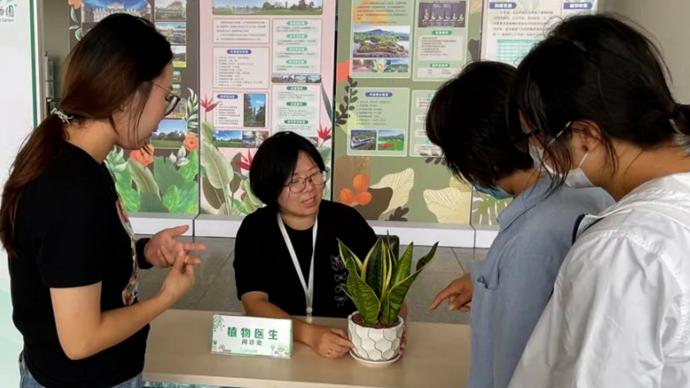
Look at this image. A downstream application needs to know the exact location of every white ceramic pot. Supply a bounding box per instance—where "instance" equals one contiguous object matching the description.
[347,312,405,362]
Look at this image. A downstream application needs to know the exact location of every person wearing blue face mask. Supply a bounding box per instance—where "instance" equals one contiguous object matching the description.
[425,61,612,388]
[475,185,512,200]
[509,15,690,388]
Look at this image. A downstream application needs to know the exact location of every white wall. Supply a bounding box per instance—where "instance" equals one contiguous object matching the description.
[603,0,690,102]
[0,0,40,385]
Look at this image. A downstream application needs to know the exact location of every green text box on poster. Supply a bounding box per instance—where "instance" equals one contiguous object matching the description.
[273,19,322,75]
[348,87,410,157]
[349,0,415,79]
[409,90,443,157]
[413,0,468,82]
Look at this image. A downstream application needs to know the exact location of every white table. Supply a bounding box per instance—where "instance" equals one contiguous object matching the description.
[143,309,471,388]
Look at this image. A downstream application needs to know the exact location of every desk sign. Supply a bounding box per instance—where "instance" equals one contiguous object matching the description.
[211,314,292,359]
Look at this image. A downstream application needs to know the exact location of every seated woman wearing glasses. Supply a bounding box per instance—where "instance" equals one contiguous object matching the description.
[233,131,377,359]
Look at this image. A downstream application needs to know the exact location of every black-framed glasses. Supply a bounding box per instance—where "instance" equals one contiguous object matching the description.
[152,82,181,116]
[286,171,327,193]
[163,94,181,116]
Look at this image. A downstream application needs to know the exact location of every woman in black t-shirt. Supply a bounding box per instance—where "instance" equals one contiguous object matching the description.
[0,15,204,388]
[234,131,377,359]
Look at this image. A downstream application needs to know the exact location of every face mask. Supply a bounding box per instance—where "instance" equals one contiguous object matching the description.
[475,184,511,200]
[528,144,545,167]
[529,144,558,175]
[564,152,594,188]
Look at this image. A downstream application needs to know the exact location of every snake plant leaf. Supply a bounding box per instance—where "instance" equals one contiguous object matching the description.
[415,242,438,272]
[341,253,380,325]
[380,243,439,325]
[391,243,414,288]
[337,238,362,270]
[361,238,386,297]
[341,237,438,327]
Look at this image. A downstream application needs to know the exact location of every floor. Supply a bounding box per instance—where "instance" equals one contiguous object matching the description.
[137,237,488,325]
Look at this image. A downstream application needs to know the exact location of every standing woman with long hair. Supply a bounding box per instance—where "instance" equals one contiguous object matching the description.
[508,14,690,387]
[0,14,204,388]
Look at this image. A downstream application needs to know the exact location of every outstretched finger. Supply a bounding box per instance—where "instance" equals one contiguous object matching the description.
[166,225,190,238]
[429,286,457,310]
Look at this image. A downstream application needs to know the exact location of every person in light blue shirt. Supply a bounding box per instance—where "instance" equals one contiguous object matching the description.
[425,61,613,388]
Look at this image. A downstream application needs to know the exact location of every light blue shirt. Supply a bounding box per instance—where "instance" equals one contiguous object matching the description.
[468,177,613,388]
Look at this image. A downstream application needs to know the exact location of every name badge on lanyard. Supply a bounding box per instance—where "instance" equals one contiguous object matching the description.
[277,214,318,323]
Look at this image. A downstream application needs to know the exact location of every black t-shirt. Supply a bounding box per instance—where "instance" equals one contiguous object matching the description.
[9,142,149,388]
[234,200,377,318]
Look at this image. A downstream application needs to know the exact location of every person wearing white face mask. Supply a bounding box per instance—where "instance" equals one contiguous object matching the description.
[424,61,611,388]
[509,14,690,388]
[528,121,595,188]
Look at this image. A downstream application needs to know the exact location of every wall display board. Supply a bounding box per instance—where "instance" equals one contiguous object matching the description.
[481,0,598,65]
[332,0,488,226]
[60,0,598,229]
[68,0,201,215]
[197,0,336,217]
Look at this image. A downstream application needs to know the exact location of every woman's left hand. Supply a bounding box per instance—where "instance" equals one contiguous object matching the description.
[145,225,206,268]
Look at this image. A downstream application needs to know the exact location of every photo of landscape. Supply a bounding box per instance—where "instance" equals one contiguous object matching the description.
[213,0,322,15]
[352,25,410,59]
[213,130,243,148]
[377,129,405,151]
[151,119,187,148]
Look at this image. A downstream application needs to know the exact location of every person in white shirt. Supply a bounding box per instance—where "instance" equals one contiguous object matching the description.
[507,14,690,388]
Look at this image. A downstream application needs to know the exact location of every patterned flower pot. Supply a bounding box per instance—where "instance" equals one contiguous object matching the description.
[347,312,404,363]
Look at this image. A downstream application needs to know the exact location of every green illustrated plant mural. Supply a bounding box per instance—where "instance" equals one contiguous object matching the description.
[198,87,334,216]
[471,192,511,226]
[332,0,497,226]
[67,1,200,215]
[68,3,82,40]
[333,78,418,222]
[198,96,333,216]
[104,89,200,215]
[199,117,263,217]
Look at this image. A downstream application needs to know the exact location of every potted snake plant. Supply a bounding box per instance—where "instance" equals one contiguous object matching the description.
[338,236,438,365]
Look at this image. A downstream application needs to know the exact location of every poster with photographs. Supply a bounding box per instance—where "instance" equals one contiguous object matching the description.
[481,0,598,65]
[332,0,483,225]
[67,0,201,215]
[198,0,336,217]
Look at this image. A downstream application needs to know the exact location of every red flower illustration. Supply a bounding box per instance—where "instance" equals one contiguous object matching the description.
[239,150,253,171]
[200,96,219,113]
[317,126,332,142]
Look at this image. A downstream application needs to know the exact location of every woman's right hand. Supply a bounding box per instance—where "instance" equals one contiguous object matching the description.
[429,273,473,311]
[158,247,197,308]
[311,325,353,359]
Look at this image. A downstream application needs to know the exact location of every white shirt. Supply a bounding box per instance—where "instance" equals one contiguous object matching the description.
[509,172,690,388]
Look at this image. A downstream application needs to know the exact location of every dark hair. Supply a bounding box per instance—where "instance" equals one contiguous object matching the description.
[0,14,172,256]
[426,61,533,188]
[513,14,690,179]
[249,131,325,208]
